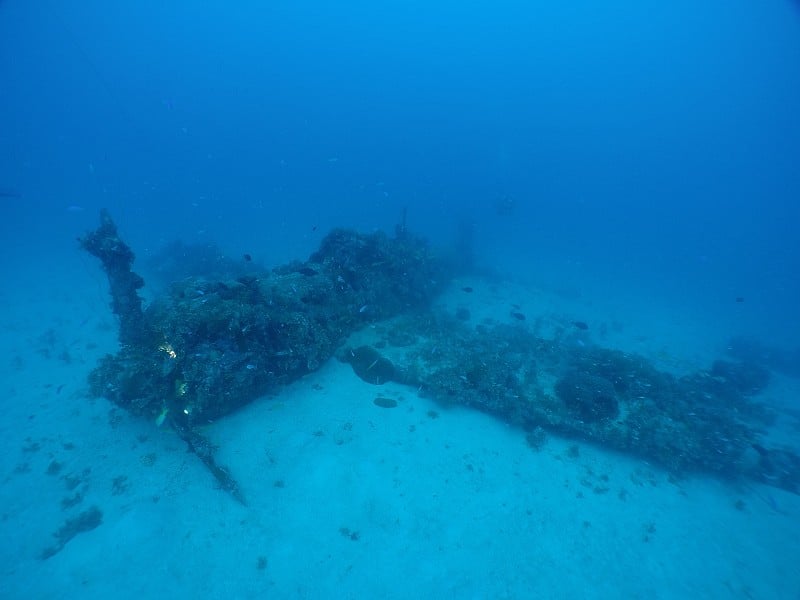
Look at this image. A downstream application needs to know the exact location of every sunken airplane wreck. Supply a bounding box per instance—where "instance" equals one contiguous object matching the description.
[81,210,800,502]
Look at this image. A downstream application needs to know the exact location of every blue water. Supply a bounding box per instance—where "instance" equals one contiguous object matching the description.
[2,1,800,597]
[3,1,798,329]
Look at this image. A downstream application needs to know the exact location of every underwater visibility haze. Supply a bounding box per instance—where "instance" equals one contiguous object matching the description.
[1,0,799,598]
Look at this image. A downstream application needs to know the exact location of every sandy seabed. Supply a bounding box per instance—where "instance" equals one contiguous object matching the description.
[1,257,798,600]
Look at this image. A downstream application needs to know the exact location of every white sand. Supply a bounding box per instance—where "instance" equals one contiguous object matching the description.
[1,258,799,600]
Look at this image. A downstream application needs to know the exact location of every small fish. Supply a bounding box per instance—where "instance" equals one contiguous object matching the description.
[298,267,317,276]
[511,312,526,321]
[56,384,65,395]
[155,406,169,427]
[246,364,256,370]
[243,253,252,262]
[359,304,369,313]
[572,321,589,330]
[735,297,744,303]
[461,286,473,293]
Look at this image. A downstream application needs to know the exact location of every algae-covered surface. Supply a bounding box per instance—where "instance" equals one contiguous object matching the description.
[80,212,800,498]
